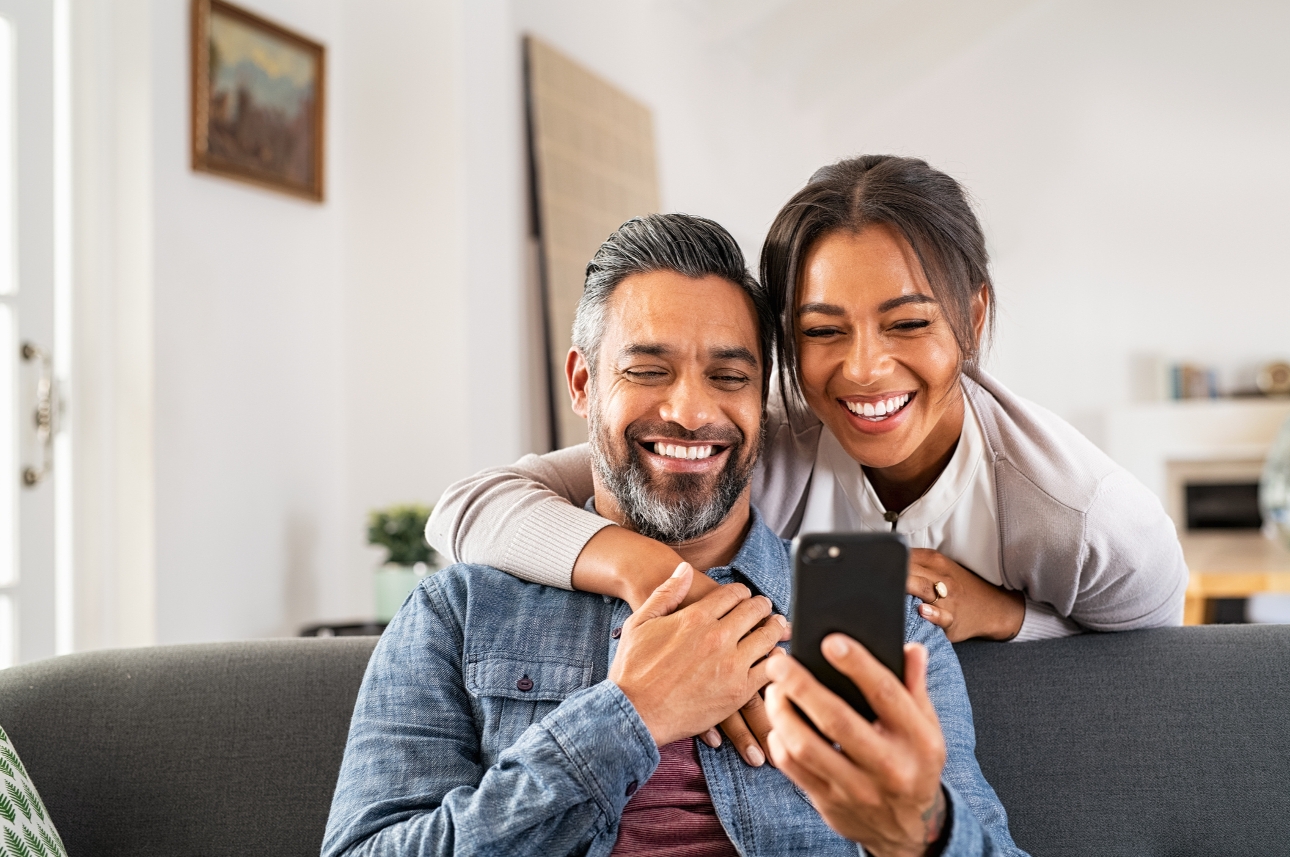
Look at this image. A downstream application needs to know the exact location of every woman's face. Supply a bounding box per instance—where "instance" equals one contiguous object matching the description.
[794,224,985,476]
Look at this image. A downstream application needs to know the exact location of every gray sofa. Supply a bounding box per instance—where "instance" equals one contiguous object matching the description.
[1,626,1288,856]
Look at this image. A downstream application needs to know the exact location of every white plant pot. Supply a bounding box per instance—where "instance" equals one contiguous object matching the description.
[374,561,432,623]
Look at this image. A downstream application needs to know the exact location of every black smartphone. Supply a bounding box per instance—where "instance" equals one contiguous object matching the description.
[789,532,908,722]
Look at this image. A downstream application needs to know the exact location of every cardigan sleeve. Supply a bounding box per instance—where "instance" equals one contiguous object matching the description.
[425,389,819,590]
[1013,598,1082,642]
[995,461,1188,636]
[1070,468,1189,632]
[424,444,609,590]
[966,369,1189,638]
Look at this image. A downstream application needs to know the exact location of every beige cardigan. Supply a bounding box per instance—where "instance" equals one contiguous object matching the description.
[426,368,1188,641]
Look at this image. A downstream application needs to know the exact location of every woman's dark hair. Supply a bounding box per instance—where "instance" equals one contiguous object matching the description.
[760,155,996,412]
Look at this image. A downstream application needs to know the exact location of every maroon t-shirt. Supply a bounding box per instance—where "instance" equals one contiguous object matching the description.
[610,738,738,856]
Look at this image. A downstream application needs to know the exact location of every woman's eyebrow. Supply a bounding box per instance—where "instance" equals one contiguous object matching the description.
[798,295,938,316]
[878,294,937,312]
[797,302,846,317]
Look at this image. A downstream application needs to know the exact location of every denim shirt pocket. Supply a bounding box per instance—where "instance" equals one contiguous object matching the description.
[465,652,597,764]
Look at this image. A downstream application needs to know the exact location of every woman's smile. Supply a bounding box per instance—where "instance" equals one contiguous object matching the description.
[837,391,916,433]
[795,225,974,479]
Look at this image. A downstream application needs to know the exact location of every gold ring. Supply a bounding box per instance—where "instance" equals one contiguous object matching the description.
[930,581,948,604]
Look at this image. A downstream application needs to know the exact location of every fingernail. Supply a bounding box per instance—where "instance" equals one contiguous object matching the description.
[775,615,787,627]
[920,604,935,618]
[746,745,765,767]
[701,728,721,747]
[824,635,849,658]
[672,563,689,578]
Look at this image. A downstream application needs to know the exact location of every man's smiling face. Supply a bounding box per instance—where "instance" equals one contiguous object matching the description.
[568,270,765,544]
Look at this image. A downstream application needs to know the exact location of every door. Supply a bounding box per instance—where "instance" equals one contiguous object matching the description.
[0,0,58,667]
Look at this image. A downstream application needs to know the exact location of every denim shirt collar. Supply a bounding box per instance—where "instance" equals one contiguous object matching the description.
[584,498,791,612]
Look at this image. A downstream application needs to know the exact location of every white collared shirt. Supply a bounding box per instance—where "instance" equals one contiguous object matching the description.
[798,389,1002,586]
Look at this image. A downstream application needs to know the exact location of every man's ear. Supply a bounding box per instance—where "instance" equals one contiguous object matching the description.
[567,348,591,419]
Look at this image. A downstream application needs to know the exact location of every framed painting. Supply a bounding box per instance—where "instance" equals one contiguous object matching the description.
[191,0,325,201]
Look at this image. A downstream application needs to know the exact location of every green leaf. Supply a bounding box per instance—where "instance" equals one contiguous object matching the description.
[0,791,15,823]
[37,827,65,857]
[38,827,63,857]
[4,781,30,820]
[21,828,46,857]
[4,827,32,857]
[20,782,41,822]
[0,756,14,778]
[366,503,437,566]
[0,749,25,779]
[37,826,64,857]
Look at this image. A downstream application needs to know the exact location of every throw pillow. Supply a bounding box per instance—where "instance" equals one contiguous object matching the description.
[0,725,65,857]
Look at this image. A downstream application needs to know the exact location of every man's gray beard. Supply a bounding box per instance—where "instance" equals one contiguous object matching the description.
[588,399,760,545]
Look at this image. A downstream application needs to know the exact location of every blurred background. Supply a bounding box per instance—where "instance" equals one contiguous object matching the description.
[1,0,1287,663]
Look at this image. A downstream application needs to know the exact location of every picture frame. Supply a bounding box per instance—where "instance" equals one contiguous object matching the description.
[191,0,326,201]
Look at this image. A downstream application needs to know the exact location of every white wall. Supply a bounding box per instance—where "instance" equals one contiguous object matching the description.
[73,0,1289,645]
[149,0,350,641]
[335,0,533,625]
[516,0,1290,441]
[124,0,530,644]
[335,0,474,627]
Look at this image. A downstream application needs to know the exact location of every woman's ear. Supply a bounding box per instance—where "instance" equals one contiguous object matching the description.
[567,348,592,419]
[971,285,990,348]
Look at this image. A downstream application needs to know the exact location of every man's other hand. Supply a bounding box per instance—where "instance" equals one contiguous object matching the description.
[609,562,786,747]
[763,637,948,857]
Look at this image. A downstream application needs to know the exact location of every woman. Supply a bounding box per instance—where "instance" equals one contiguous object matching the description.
[426,155,1186,751]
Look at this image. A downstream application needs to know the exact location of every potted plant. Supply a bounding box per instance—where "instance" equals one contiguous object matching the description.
[367,503,439,622]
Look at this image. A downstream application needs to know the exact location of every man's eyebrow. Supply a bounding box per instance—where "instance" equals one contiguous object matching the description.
[620,343,670,358]
[618,343,758,366]
[711,346,758,367]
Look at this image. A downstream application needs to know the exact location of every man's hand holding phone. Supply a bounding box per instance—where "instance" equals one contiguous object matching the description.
[764,636,949,857]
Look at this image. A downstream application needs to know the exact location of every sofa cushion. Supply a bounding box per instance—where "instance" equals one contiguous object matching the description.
[956,624,1290,856]
[0,723,66,857]
[0,637,378,857]
[3,625,1289,855]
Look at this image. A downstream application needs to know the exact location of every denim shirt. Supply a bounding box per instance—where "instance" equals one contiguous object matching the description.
[324,508,1027,857]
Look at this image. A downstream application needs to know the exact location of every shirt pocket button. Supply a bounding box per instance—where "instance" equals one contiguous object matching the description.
[610,626,622,639]
[625,780,638,797]
[515,675,534,692]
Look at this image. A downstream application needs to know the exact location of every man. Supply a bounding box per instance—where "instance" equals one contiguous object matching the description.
[323,214,1024,857]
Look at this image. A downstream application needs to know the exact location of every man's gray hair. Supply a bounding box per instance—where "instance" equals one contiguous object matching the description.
[571,214,774,392]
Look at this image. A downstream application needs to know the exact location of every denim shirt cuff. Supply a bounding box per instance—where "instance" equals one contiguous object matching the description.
[936,780,988,856]
[542,679,661,821]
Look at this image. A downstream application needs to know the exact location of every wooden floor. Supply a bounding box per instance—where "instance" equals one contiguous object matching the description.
[1180,531,1290,624]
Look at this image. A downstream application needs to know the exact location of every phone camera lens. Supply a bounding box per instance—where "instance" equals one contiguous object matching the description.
[804,543,841,563]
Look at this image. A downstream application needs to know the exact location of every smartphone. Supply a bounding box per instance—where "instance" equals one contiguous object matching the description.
[789,532,908,722]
